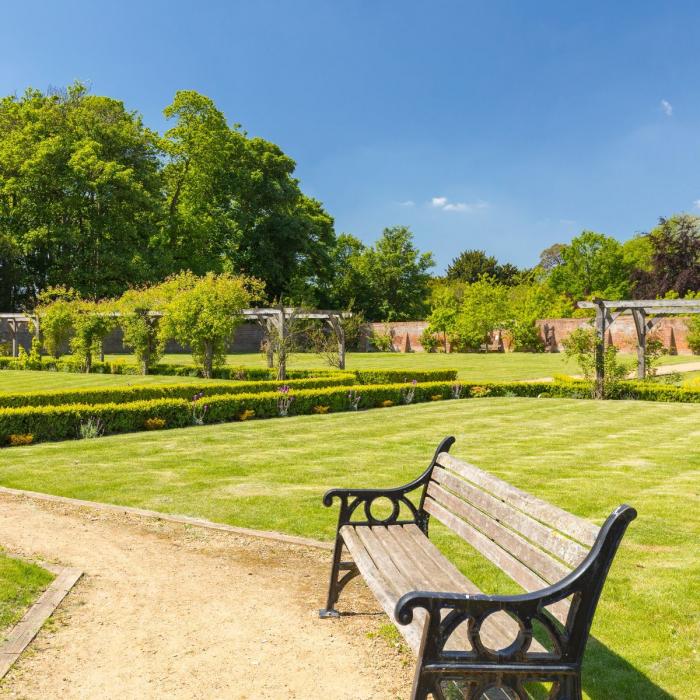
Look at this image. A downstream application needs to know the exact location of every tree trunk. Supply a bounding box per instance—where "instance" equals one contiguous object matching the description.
[85,350,92,374]
[203,341,213,379]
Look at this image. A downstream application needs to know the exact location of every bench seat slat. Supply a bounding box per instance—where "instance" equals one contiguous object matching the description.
[341,524,547,655]
[436,452,599,547]
[427,481,572,584]
[432,466,588,568]
[424,498,570,625]
[340,525,426,653]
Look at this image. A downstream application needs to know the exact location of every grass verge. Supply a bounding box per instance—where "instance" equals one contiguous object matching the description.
[0,551,54,638]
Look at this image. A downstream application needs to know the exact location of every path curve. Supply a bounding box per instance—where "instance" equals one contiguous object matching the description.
[0,493,410,699]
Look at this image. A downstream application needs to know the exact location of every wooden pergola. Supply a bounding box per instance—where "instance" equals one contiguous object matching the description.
[577,299,700,397]
[242,308,350,376]
[0,313,38,357]
[1,309,350,378]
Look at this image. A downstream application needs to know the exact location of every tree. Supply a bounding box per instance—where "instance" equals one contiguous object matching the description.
[630,215,700,298]
[426,282,462,351]
[161,91,336,302]
[116,286,167,374]
[452,277,508,351]
[35,286,79,358]
[538,243,566,272]
[446,249,521,286]
[159,271,262,378]
[69,300,116,373]
[0,83,163,308]
[333,226,434,321]
[505,282,574,351]
[549,231,630,300]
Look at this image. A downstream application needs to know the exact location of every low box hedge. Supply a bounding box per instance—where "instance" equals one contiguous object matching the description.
[0,357,457,384]
[0,375,355,409]
[354,368,458,384]
[2,377,698,446]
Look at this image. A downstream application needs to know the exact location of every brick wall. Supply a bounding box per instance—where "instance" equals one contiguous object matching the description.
[364,317,695,354]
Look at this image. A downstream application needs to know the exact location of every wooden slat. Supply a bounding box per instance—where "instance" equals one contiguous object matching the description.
[436,453,599,547]
[385,527,547,655]
[424,498,569,625]
[427,481,571,584]
[340,526,425,653]
[432,467,588,568]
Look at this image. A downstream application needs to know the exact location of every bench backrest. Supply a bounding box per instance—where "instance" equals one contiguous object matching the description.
[424,452,601,624]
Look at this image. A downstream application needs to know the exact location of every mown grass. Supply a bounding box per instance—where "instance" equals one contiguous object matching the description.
[0,398,697,698]
[0,369,212,393]
[120,350,693,381]
[0,551,54,637]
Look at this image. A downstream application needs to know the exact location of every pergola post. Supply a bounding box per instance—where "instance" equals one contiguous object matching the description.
[631,309,647,380]
[10,318,18,357]
[593,300,606,399]
[326,314,346,370]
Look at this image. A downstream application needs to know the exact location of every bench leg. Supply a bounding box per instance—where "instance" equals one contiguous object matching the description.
[319,534,358,618]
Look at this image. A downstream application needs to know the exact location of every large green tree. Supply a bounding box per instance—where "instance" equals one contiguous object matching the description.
[161,91,336,302]
[0,83,163,308]
[548,231,630,300]
[329,226,434,321]
[630,215,700,298]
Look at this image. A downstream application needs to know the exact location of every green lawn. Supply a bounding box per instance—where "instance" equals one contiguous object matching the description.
[0,398,697,698]
[119,350,695,381]
[0,551,54,637]
[0,369,212,394]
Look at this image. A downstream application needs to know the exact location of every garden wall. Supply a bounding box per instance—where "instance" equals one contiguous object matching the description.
[366,318,694,354]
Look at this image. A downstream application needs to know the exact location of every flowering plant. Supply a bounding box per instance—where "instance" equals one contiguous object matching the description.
[347,390,362,411]
[402,379,418,405]
[277,385,295,416]
[191,392,209,425]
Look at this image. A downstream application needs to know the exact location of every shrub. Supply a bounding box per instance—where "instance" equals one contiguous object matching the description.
[35,286,78,358]
[430,394,442,401]
[116,287,166,374]
[237,409,255,421]
[7,433,33,446]
[419,329,439,353]
[313,405,330,414]
[159,271,263,378]
[70,300,115,373]
[688,316,700,354]
[381,400,394,408]
[144,417,166,430]
[79,417,105,439]
[370,326,394,352]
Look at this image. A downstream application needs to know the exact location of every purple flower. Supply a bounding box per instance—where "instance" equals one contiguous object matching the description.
[203,405,209,411]
[412,379,417,385]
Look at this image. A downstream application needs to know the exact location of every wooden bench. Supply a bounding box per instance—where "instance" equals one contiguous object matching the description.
[320,437,636,700]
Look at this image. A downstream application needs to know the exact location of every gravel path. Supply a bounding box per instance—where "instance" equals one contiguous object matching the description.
[0,493,411,699]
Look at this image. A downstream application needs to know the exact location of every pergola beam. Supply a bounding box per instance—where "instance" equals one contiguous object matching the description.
[577,298,700,388]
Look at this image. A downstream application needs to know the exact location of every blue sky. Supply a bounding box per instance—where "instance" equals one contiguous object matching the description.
[2,1,699,272]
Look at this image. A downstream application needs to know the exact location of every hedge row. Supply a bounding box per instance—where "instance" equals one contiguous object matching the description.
[0,356,458,384]
[2,378,698,446]
[0,356,346,381]
[0,375,355,409]
[0,381,461,443]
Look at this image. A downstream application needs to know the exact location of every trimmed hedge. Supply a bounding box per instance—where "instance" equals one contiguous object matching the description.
[0,375,355,409]
[0,356,349,381]
[354,368,458,384]
[2,378,698,446]
[0,356,457,384]
[0,381,457,443]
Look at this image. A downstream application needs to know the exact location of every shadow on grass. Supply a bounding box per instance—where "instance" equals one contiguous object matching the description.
[580,637,673,700]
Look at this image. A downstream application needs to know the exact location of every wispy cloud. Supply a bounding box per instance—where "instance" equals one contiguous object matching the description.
[694,199,700,210]
[661,99,673,116]
[431,196,488,213]
[398,199,415,207]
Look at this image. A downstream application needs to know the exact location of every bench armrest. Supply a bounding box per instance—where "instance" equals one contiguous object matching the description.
[322,437,455,529]
[395,504,636,663]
